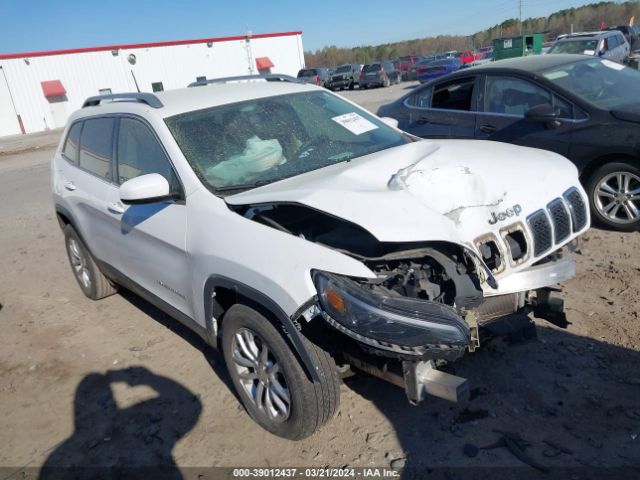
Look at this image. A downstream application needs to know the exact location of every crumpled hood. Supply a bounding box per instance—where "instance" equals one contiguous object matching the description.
[226,139,581,249]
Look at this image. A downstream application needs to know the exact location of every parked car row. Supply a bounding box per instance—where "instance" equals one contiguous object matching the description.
[404,49,493,80]
[297,61,402,90]
[378,53,640,230]
[300,48,496,89]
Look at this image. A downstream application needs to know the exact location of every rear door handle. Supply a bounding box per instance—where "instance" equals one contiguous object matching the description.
[107,202,125,215]
[63,180,76,191]
[416,117,430,125]
[479,124,498,134]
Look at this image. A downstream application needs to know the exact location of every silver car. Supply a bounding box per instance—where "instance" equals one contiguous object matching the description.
[549,31,630,63]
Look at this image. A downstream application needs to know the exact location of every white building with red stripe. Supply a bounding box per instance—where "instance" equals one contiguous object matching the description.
[0,31,305,137]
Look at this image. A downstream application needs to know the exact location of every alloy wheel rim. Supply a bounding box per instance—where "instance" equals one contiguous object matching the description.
[231,327,291,422]
[68,239,91,289]
[594,171,640,225]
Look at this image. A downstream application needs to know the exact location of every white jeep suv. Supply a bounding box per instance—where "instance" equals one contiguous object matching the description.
[52,79,590,439]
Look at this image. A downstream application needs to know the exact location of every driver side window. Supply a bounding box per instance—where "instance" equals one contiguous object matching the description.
[116,117,181,194]
[484,76,552,117]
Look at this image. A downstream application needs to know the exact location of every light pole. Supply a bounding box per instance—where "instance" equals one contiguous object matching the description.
[519,0,523,35]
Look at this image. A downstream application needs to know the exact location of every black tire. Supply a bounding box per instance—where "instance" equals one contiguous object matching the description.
[63,225,117,300]
[221,304,340,440]
[586,161,640,231]
[383,76,390,88]
[348,80,355,90]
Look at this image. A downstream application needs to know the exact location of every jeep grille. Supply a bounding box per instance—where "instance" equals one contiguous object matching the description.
[527,189,587,257]
[527,210,553,256]
[547,198,571,243]
[563,188,588,232]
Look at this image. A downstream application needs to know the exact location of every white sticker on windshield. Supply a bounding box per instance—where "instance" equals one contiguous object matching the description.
[583,49,595,55]
[544,71,568,80]
[602,59,625,70]
[332,112,378,135]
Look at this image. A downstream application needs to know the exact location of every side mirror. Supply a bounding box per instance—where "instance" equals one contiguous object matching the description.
[597,49,605,57]
[120,173,170,204]
[525,103,560,128]
[380,116,399,129]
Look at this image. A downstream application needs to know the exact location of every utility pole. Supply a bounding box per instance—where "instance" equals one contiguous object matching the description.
[519,0,523,35]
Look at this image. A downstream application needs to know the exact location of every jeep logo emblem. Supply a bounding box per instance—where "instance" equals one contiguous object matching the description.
[488,204,522,225]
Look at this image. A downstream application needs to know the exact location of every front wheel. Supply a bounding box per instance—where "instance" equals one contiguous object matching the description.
[586,161,640,231]
[221,304,340,439]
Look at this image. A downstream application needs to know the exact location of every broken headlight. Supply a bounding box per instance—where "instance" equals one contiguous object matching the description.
[313,271,469,348]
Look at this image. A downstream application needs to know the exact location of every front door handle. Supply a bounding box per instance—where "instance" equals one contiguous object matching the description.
[107,202,125,215]
[415,117,430,125]
[479,124,498,134]
[63,180,76,191]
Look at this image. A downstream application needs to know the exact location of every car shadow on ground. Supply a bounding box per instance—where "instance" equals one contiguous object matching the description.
[38,366,201,480]
[343,324,640,479]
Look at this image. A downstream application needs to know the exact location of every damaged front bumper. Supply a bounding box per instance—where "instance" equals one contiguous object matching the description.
[483,256,576,297]
[312,254,575,404]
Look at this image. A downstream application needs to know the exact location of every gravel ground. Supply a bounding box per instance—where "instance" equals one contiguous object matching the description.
[1,83,639,479]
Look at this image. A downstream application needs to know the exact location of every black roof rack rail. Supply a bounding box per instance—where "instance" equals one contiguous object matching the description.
[82,93,163,109]
[188,73,300,87]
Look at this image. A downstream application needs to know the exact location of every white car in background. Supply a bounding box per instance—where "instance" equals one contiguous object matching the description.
[548,31,630,63]
[51,78,589,439]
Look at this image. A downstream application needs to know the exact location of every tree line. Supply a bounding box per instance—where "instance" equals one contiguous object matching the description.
[304,1,639,67]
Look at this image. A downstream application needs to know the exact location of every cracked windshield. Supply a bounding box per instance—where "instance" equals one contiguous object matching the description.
[165,91,407,191]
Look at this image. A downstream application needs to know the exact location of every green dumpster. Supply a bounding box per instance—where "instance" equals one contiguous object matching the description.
[492,33,544,61]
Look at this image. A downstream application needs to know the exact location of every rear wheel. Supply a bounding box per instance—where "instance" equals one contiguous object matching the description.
[64,225,117,300]
[221,304,340,440]
[348,80,355,90]
[586,161,640,231]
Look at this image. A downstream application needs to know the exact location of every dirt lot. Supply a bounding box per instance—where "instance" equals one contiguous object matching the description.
[1,83,639,478]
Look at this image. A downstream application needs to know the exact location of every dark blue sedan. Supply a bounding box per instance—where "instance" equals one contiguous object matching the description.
[417,58,463,83]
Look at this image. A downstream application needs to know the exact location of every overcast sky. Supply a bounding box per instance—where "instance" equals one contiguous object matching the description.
[1,0,605,54]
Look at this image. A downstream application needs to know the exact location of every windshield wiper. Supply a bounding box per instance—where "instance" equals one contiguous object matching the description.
[215,180,271,193]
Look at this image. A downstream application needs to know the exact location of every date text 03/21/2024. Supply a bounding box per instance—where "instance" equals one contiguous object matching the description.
[232,468,401,478]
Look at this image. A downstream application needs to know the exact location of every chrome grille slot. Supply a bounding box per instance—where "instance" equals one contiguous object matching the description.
[547,198,571,243]
[563,188,588,232]
[527,209,552,256]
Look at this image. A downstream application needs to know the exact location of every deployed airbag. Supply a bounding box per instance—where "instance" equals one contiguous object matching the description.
[206,136,285,184]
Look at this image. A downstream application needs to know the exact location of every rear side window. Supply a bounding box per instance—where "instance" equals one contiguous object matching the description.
[432,78,475,111]
[79,117,114,181]
[116,117,180,193]
[62,122,82,165]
